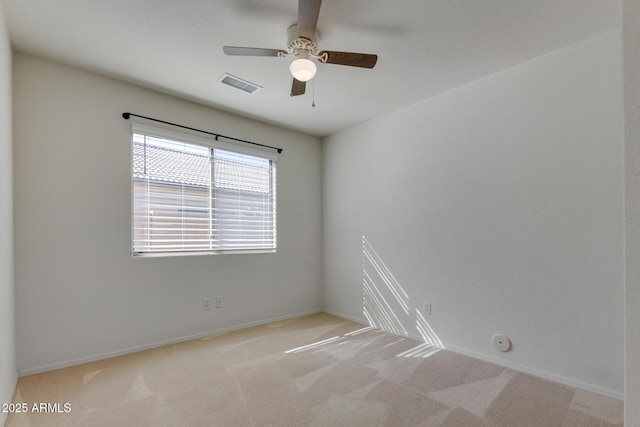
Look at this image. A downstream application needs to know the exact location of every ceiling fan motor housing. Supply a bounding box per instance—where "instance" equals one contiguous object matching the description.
[285,24,326,62]
[287,23,319,45]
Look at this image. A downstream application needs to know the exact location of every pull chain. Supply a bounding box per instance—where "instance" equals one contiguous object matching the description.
[312,78,316,108]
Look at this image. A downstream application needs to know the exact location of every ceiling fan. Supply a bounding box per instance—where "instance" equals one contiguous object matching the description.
[223,0,378,97]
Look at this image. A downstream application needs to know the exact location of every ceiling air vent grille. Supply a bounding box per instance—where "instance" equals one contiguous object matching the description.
[218,73,262,94]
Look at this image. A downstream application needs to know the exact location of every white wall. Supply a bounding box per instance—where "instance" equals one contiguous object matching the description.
[0,3,16,426]
[323,30,624,397]
[12,53,323,374]
[623,1,640,424]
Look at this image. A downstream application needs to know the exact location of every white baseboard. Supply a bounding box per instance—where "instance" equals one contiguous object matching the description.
[1,372,18,427]
[19,307,623,402]
[322,309,623,401]
[321,309,368,325]
[443,343,623,401]
[19,308,322,377]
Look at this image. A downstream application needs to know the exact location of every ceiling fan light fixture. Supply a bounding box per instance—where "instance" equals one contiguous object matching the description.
[289,58,317,82]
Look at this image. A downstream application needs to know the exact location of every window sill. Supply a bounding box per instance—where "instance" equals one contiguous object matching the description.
[131,249,277,258]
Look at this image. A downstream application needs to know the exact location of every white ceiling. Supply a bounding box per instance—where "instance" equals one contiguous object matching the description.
[0,0,619,137]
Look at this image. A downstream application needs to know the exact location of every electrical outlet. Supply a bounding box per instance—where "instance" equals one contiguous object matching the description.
[203,298,211,311]
[215,297,224,309]
[424,303,431,316]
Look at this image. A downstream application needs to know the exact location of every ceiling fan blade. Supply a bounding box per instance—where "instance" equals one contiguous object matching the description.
[320,51,378,68]
[298,0,322,41]
[290,78,306,96]
[223,46,286,57]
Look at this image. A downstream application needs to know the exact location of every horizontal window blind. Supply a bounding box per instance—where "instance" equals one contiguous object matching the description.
[131,127,276,255]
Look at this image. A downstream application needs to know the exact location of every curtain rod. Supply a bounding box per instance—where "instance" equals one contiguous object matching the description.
[122,112,283,154]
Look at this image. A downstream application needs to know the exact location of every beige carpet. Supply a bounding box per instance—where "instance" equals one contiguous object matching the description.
[6,313,623,426]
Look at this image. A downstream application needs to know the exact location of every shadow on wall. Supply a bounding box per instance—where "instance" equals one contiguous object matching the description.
[362,236,444,358]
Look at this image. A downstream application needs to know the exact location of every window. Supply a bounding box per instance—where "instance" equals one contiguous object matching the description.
[131,123,277,256]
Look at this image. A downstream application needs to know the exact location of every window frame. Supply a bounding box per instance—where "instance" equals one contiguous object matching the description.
[129,122,278,257]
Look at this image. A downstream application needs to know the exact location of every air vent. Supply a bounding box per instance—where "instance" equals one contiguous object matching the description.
[218,73,262,94]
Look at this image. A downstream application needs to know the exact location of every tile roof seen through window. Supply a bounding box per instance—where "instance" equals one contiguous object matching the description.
[133,141,271,193]
[133,141,210,187]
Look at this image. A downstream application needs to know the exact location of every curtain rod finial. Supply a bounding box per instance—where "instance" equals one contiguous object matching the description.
[122,112,131,119]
